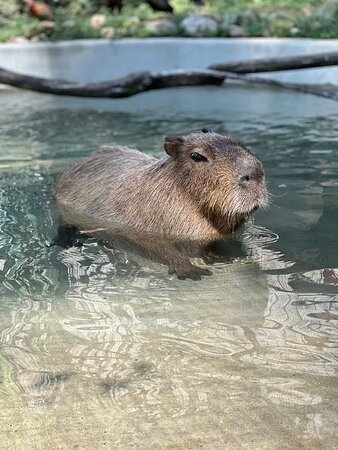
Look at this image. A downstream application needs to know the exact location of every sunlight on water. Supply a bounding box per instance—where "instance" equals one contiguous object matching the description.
[0,86,337,449]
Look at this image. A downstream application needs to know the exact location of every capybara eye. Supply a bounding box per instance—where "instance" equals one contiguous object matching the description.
[190,152,208,163]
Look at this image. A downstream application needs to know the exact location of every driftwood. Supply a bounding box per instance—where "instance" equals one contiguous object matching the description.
[1,51,338,101]
[209,51,338,73]
[0,67,224,98]
[222,72,338,101]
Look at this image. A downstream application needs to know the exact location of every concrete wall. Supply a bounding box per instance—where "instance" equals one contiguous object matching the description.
[0,38,338,85]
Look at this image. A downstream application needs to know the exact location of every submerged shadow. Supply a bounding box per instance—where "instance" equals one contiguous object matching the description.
[52,204,247,281]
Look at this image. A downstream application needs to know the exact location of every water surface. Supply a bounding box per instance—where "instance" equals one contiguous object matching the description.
[0,85,337,449]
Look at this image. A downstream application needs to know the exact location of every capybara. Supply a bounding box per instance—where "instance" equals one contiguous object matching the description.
[54,129,267,241]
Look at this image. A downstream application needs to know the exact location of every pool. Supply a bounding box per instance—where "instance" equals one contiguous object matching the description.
[0,85,337,449]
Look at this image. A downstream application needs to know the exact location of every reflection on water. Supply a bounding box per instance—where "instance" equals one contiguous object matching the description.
[0,87,337,449]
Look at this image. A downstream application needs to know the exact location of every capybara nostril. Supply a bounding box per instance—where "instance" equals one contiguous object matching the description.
[239,165,264,187]
[239,174,252,187]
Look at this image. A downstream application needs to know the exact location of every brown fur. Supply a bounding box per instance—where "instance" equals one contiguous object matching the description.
[54,131,268,241]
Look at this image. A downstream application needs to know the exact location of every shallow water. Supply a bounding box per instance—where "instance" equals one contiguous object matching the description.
[0,85,337,449]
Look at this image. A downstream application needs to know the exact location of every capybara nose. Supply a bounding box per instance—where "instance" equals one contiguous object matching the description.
[239,174,254,187]
[239,163,264,187]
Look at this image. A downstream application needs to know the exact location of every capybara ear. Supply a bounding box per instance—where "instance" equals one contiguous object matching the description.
[164,137,184,157]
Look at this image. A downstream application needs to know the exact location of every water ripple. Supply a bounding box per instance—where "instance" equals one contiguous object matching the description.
[0,90,338,448]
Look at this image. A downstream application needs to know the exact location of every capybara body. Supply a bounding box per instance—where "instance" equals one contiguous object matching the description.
[54,130,268,240]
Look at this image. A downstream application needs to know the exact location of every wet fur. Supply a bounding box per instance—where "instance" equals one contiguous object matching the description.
[54,132,267,241]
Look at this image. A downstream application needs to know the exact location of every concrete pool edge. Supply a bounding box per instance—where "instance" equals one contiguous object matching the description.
[1,37,338,86]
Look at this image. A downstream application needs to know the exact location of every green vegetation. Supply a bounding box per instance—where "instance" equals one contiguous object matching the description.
[0,0,337,42]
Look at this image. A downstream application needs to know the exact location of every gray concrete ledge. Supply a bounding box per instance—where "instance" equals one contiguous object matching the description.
[0,38,338,85]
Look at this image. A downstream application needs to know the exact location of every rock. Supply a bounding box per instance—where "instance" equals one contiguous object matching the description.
[181,15,218,37]
[269,12,295,35]
[302,5,314,17]
[222,12,241,27]
[90,14,107,29]
[228,25,248,38]
[241,10,259,24]
[144,18,177,34]
[291,26,300,35]
[25,21,55,39]
[10,36,30,44]
[63,20,76,28]
[314,0,338,19]
[309,20,324,31]
[101,27,115,39]
[34,21,55,32]
[30,33,48,42]
[269,11,292,21]
[222,11,257,29]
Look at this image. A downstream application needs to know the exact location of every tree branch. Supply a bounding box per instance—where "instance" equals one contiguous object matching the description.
[1,50,338,102]
[222,72,338,101]
[209,51,338,73]
[0,67,225,98]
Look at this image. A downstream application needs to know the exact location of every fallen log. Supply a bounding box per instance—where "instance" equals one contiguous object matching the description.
[209,51,338,73]
[0,67,225,98]
[1,63,338,102]
[223,72,338,101]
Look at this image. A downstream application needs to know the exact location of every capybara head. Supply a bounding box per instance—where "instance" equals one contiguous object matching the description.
[164,129,268,230]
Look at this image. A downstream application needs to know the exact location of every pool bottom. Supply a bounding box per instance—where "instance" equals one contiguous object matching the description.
[0,86,337,449]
